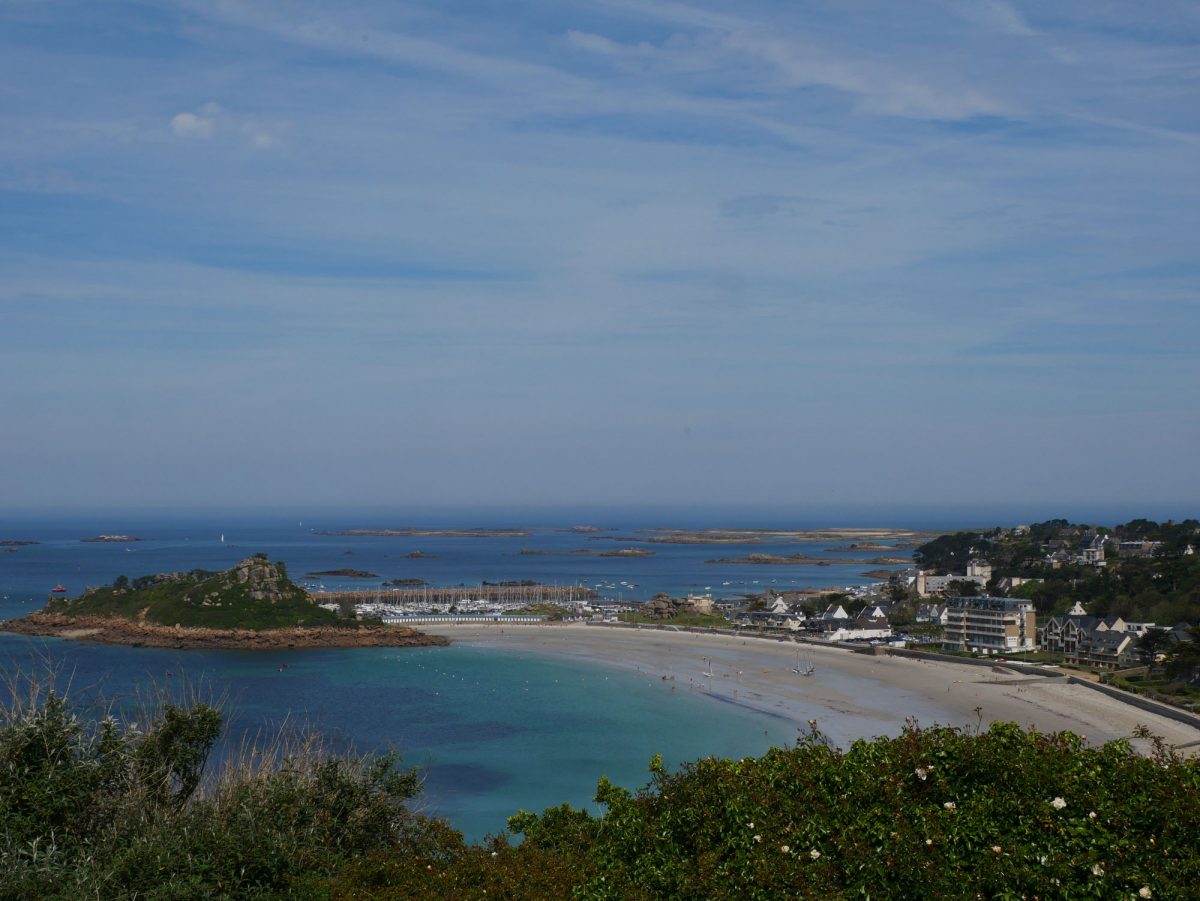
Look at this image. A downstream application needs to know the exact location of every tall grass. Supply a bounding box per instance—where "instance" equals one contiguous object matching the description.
[0,666,438,899]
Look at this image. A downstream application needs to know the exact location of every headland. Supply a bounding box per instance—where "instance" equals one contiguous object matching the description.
[0,554,445,651]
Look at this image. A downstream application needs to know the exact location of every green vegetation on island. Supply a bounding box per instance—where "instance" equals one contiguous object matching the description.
[4,680,1194,899]
[43,554,340,630]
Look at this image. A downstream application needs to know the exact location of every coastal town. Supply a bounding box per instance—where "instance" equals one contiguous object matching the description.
[305,518,1200,714]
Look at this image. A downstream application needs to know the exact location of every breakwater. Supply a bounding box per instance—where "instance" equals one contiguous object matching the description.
[311,584,598,606]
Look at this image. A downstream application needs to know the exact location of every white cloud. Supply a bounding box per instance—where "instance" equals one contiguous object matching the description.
[170,110,216,138]
[169,102,285,148]
[955,0,1037,37]
[565,29,625,55]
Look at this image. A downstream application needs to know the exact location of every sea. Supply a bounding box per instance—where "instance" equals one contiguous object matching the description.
[0,506,1050,839]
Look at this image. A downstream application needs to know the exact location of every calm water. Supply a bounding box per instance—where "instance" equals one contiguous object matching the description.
[0,513,893,839]
[0,513,903,610]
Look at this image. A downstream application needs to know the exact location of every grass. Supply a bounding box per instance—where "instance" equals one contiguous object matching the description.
[0,668,431,899]
[617,612,730,628]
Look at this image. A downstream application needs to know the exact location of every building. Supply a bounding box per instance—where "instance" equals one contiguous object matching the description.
[1077,534,1108,566]
[686,593,715,614]
[965,559,993,581]
[916,603,948,625]
[1117,540,1161,558]
[1038,611,1151,669]
[916,570,988,597]
[942,595,1036,655]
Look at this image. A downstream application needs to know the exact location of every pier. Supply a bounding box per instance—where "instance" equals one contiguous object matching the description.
[309,584,598,606]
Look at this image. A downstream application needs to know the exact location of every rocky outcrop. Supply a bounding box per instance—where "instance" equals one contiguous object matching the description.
[1,614,448,650]
[303,569,380,579]
[639,593,703,619]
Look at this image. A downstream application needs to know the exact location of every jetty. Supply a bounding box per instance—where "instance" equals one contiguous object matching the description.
[310,584,598,606]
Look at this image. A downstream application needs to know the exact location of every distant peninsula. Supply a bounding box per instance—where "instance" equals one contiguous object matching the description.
[0,555,445,650]
[706,553,911,566]
[614,528,941,545]
[0,540,39,547]
[303,569,379,579]
[516,547,655,557]
[80,535,142,543]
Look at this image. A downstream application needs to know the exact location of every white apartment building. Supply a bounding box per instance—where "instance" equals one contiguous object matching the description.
[942,595,1036,655]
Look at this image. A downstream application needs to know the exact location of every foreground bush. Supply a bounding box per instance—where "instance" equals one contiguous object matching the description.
[0,679,438,899]
[4,679,1199,899]
[333,722,1200,900]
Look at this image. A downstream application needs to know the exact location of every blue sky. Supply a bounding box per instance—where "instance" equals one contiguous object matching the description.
[1,0,1197,514]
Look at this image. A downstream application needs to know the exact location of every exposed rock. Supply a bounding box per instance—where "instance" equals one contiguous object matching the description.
[1,613,448,651]
[639,593,703,619]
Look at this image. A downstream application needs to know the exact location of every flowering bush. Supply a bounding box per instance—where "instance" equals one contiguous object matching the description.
[490,722,1200,899]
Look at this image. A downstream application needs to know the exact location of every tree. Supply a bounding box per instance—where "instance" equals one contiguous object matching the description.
[1165,629,1200,682]
[1136,628,1173,666]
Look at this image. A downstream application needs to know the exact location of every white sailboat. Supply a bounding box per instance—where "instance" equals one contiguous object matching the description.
[791,651,815,676]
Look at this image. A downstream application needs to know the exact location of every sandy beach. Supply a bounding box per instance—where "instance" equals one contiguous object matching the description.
[420,623,1200,753]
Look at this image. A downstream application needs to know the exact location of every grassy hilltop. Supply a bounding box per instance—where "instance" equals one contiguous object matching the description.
[45,554,340,630]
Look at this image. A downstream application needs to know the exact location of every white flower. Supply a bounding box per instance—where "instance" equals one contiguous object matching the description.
[1038,856,1047,866]
[748,822,754,828]
[991,845,1002,854]
[1088,811,1097,819]
[1091,864,1104,876]
[809,849,821,860]
[754,834,761,843]
[925,839,933,846]
[1139,887,1153,898]
[943,801,956,811]
[915,767,929,780]
[780,845,790,854]
[1050,797,1067,810]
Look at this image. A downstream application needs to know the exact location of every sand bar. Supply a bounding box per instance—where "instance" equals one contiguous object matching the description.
[420,623,1200,754]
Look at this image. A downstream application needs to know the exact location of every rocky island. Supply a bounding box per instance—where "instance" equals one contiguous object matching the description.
[316,528,529,538]
[80,535,142,543]
[706,553,911,565]
[303,568,380,579]
[1,555,445,651]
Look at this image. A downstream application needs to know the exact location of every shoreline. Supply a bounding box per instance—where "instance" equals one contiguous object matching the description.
[418,623,1200,753]
[0,613,448,651]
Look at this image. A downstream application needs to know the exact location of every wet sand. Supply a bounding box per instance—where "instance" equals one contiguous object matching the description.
[420,623,1200,753]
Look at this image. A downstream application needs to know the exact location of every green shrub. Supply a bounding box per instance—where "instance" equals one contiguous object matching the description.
[6,675,1198,899]
[0,676,435,899]
[479,723,1199,900]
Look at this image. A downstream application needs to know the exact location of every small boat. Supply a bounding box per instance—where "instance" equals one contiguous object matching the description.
[791,652,815,676]
[51,585,67,593]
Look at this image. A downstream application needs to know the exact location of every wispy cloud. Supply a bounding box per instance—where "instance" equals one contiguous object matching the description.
[1,0,1198,508]
[169,101,286,148]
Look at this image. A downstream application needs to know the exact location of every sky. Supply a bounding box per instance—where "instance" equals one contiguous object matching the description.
[1,0,1198,516]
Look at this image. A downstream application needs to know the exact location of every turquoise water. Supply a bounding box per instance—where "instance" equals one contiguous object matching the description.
[0,633,794,840]
[0,514,857,839]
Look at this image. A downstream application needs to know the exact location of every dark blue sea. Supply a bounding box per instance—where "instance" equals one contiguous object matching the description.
[1,509,917,838]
